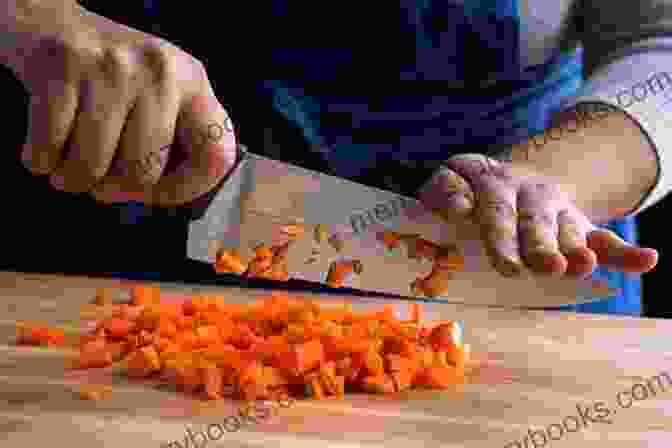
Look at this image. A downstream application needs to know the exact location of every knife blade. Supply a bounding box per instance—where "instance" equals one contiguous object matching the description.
[185,144,618,308]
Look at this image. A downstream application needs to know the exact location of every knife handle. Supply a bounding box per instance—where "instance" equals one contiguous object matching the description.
[168,143,248,221]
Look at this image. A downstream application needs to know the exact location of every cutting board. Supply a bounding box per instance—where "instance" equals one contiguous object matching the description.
[0,271,671,447]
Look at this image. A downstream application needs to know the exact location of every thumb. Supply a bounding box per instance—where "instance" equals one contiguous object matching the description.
[587,228,658,273]
[417,166,475,221]
[150,93,237,206]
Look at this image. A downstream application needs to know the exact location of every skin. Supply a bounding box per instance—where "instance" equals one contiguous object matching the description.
[2,1,660,280]
[2,0,237,206]
[418,107,660,278]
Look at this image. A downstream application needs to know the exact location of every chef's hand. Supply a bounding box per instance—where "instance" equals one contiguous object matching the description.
[417,154,658,278]
[8,3,236,205]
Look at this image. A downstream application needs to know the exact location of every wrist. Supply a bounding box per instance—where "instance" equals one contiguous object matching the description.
[505,107,658,223]
[0,0,80,73]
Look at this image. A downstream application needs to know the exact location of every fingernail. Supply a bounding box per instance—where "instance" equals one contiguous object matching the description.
[50,175,65,190]
[494,255,524,278]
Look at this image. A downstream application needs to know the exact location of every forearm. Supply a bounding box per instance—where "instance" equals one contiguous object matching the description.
[506,105,658,224]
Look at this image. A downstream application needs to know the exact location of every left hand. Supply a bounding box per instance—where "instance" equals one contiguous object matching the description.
[417,154,658,278]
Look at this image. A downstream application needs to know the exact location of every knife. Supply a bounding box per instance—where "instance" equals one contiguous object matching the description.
[183,144,617,309]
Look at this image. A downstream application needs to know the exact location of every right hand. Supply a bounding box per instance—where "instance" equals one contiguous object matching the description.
[6,2,237,205]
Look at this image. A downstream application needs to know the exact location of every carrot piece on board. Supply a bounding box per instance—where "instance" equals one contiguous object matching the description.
[263,366,290,388]
[415,366,464,388]
[230,323,259,350]
[79,344,113,369]
[195,325,221,347]
[429,321,462,350]
[157,319,178,339]
[104,318,134,340]
[238,361,264,388]
[353,349,385,376]
[202,366,223,400]
[390,369,414,392]
[410,303,422,323]
[107,341,130,362]
[182,299,197,316]
[279,339,324,375]
[175,331,198,351]
[159,302,183,321]
[175,363,203,392]
[361,375,394,394]
[201,345,242,369]
[132,285,159,306]
[445,343,470,372]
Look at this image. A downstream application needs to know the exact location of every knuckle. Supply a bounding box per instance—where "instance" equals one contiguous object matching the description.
[482,221,516,242]
[518,210,555,229]
[140,42,176,85]
[478,197,517,220]
[97,46,135,84]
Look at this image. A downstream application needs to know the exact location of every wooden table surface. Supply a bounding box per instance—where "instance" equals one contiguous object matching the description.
[0,271,670,448]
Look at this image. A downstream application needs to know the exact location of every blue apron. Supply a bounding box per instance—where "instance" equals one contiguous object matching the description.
[125,0,642,315]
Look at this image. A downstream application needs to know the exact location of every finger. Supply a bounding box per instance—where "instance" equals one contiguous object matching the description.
[417,166,475,220]
[49,77,131,193]
[557,210,597,278]
[517,183,567,276]
[21,82,78,175]
[149,92,237,206]
[447,155,525,277]
[91,83,180,203]
[587,229,658,273]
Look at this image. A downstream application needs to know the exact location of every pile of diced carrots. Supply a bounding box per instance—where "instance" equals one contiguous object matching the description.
[16,285,470,402]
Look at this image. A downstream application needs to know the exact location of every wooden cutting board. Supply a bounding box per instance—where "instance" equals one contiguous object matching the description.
[0,271,670,447]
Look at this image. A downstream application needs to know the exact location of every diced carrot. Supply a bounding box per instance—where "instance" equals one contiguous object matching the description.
[353,349,385,376]
[174,362,202,391]
[361,375,394,394]
[279,339,324,375]
[201,345,242,369]
[79,344,113,369]
[120,304,144,321]
[238,361,263,387]
[132,285,159,306]
[194,325,220,347]
[202,366,223,400]
[263,366,290,387]
[158,319,178,339]
[107,341,129,362]
[391,369,413,392]
[429,322,462,350]
[445,343,470,372]
[415,366,464,388]
[37,282,472,404]
[230,323,259,349]
[104,318,134,340]
[410,303,422,323]
[215,250,247,275]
